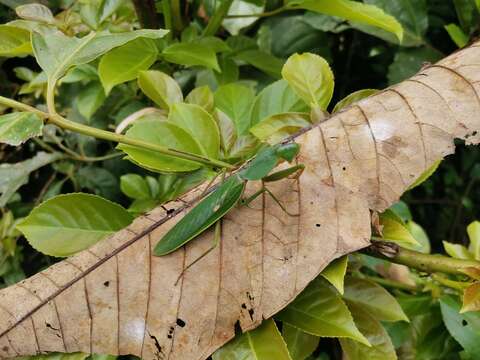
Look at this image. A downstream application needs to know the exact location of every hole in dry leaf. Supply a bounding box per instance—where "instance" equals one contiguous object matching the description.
[166,208,175,215]
[103,281,110,287]
[241,303,247,309]
[176,318,186,327]
[316,223,321,227]
[342,167,346,171]
[248,308,254,321]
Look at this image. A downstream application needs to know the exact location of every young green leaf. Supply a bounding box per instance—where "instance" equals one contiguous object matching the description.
[222,0,264,35]
[215,109,237,154]
[289,0,403,41]
[321,256,348,294]
[15,3,55,24]
[250,113,310,145]
[283,324,319,360]
[405,220,431,254]
[186,86,214,112]
[250,80,308,126]
[17,193,133,257]
[120,174,152,200]
[117,120,205,172]
[440,295,480,356]
[212,319,292,360]
[99,38,159,94]
[235,49,284,78]
[162,43,220,72]
[154,175,245,256]
[138,70,183,110]
[379,210,420,248]
[0,25,32,57]
[0,152,63,207]
[281,53,334,110]
[214,83,255,135]
[443,241,474,260]
[76,82,106,121]
[343,276,409,322]
[276,278,370,345]
[340,303,397,360]
[467,221,480,260]
[333,89,379,113]
[32,27,168,87]
[407,160,441,190]
[168,103,220,158]
[0,112,43,145]
[445,23,469,48]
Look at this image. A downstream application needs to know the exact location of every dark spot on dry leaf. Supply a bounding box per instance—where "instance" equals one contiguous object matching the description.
[316,223,321,227]
[103,281,110,287]
[166,208,175,215]
[176,318,186,328]
[248,308,254,321]
[241,303,247,309]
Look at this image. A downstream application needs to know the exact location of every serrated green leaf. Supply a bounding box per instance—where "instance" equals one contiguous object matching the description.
[440,295,480,356]
[281,53,334,110]
[467,221,480,260]
[138,70,183,110]
[321,256,348,294]
[283,324,319,360]
[250,112,310,145]
[343,276,409,322]
[186,86,214,112]
[17,193,133,257]
[340,303,397,360]
[214,84,255,136]
[120,174,152,200]
[289,0,403,41]
[443,241,474,260]
[0,152,63,207]
[32,27,168,87]
[379,209,420,248]
[162,42,220,71]
[276,278,370,345]
[99,38,158,94]
[333,89,379,113]
[15,3,55,24]
[212,319,292,360]
[168,103,220,158]
[0,112,43,146]
[0,25,32,57]
[250,80,308,126]
[118,120,204,172]
[76,82,106,121]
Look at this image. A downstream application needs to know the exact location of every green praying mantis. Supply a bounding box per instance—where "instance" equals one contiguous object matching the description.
[153,142,304,267]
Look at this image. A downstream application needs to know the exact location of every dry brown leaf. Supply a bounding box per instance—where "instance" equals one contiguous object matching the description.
[0,43,480,359]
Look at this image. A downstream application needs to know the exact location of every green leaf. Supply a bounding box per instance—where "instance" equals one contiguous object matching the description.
[290,0,403,41]
[468,221,480,260]
[213,319,292,360]
[138,70,183,110]
[379,209,420,248]
[15,3,55,24]
[99,38,158,95]
[340,304,397,360]
[440,295,480,356]
[405,220,430,254]
[76,82,106,121]
[17,193,133,257]
[214,84,255,136]
[118,120,205,172]
[343,277,409,322]
[154,175,245,256]
[443,241,474,260]
[0,112,43,146]
[445,23,469,48]
[407,160,441,190]
[276,278,370,345]
[250,80,308,126]
[281,53,334,110]
[186,86,214,112]
[250,113,310,145]
[321,256,348,294]
[222,0,264,35]
[32,27,168,87]
[120,174,152,200]
[283,324,319,360]
[353,0,427,47]
[76,166,119,200]
[16,352,93,360]
[387,47,442,85]
[162,42,220,71]
[0,152,63,207]
[333,89,379,113]
[0,25,32,57]
[168,103,220,158]
[235,49,284,78]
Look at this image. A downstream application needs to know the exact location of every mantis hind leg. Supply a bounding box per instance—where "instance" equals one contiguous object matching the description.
[175,220,222,285]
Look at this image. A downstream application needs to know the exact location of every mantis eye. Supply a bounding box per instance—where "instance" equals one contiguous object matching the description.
[276,143,300,162]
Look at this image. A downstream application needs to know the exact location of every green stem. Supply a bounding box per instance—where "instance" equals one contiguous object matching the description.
[171,0,183,32]
[162,0,173,40]
[362,275,419,292]
[203,0,234,36]
[366,241,480,278]
[0,96,234,170]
